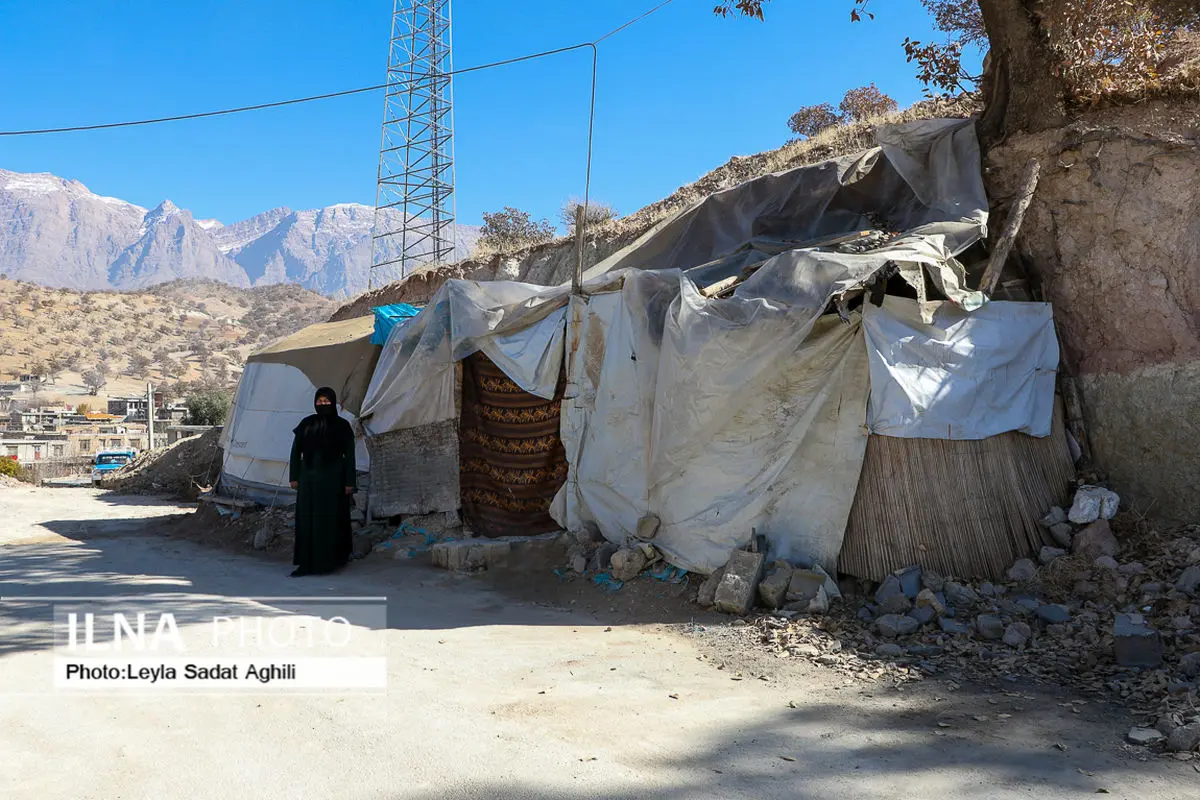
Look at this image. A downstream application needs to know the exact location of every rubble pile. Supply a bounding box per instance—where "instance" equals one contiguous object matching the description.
[693,486,1200,755]
[100,429,222,500]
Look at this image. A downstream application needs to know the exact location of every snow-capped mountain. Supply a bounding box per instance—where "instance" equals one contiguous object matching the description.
[0,168,479,297]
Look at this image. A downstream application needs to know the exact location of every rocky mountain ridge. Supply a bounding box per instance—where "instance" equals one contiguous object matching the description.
[0,167,478,297]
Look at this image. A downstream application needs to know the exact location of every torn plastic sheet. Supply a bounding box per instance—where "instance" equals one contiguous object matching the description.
[592,573,624,592]
[649,565,689,584]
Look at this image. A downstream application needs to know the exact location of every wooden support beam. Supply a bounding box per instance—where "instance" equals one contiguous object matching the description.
[980,159,1041,296]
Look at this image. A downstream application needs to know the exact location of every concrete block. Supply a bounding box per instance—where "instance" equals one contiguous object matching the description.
[757,561,793,610]
[786,569,826,604]
[697,567,725,608]
[894,565,923,599]
[1113,613,1162,667]
[713,551,765,615]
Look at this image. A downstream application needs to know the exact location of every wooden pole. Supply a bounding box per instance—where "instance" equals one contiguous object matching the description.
[572,204,586,295]
[980,158,1040,296]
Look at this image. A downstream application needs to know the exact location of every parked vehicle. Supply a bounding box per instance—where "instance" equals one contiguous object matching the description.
[92,449,137,486]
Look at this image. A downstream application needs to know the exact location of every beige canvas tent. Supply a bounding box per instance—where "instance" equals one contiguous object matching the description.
[219,316,380,504]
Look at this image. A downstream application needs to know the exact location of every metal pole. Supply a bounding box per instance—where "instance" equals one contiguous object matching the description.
[573,204,585,295]
[146,382,154,452]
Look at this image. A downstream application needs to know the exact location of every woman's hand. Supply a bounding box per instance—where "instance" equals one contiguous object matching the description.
[290,481,298,490]
[345,487,354,496]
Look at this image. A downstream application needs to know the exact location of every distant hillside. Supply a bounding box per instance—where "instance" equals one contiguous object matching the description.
[0,278,338,404]
[0,168,480,297]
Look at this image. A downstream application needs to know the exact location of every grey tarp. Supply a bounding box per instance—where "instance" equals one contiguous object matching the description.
[362,119,1040,572]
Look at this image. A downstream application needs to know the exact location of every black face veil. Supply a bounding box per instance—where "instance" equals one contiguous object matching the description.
[299,387,341,460]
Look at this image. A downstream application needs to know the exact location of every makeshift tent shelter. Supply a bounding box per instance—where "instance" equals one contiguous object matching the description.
[219,315,380,504]
[359,118,1074,579]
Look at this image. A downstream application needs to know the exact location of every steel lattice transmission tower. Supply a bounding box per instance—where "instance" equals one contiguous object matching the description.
[370,0,456,289]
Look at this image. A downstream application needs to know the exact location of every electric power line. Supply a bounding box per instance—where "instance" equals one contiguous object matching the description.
[0,2,675,138]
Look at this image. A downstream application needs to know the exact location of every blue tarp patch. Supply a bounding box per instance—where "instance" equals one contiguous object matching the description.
[371,303,422,346]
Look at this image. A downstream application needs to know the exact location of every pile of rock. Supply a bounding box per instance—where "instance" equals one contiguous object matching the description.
[741,488,1200,755]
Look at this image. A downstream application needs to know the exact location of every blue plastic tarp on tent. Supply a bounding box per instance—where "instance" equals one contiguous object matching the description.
[370,303,421,346]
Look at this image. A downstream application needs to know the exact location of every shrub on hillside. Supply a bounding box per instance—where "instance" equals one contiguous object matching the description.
[478,207,555,253]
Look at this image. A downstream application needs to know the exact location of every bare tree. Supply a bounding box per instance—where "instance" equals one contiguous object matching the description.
[82,368,108,396]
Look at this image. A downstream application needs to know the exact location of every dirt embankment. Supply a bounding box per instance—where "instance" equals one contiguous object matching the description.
[986,97,1200,520]
[99,428,222,500]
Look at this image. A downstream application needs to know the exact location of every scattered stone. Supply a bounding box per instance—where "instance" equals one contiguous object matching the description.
[758,561,793,610]
[591,542,618,572]
[856,605,876,623]
[1073,519,1118,561]
[1041,506,1067,527]
[1113,613,1163,668]
[875,643,904,658]
[252,526,276,550]
[811,563,843,601]
[1127,727,1166,746]
[945,581,979,607]
[894,565,923,599]
[635,513,660,540]
[1118,561,1146,576]
[908,605,936,626]
[1014,596,1041,614]
[697,566,725,608]
[976,614,1005,640]
[874,575,913,614]
[1049,522,1075,548]
[806,586,831,615]
[876,614,921,639]
[786,569,826,604]
[1039,546,1067,565]
[1046,623,1070,638]
[921,570,946,593]
[978,582,997,598]
[1094,555,1119,571]
[915,588,946,616]
[610,547,649,582]
[1003,621,1032,648]
[1036,604,1071,624]
[1178,652,1200,678]
[1176,565,1200,596]
[1165,724,1200,754]
[713,551,765,615]
[571,555,587,574]
[939,617,970,635]
[1172,616,1192,631]
[1068,485,1120,524]
[1007,559,1037,582]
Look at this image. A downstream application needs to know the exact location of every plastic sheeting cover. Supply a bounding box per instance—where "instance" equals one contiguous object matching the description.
[370,303,421,346]
[583,119,988,283]
[863,297,1059,439]
[361,278,614,435]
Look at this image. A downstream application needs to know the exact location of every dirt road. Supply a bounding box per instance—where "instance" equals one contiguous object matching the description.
[0,485,1195,799]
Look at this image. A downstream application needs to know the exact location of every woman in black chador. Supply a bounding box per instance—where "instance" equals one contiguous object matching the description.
[288,387,356,577]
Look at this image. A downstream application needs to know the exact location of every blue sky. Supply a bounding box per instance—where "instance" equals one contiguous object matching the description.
[0,0,970,230]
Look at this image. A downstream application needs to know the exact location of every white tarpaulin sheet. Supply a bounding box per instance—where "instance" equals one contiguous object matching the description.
[360,280,571,435]
[863,297,1059,439]
[220,361,369,503]
[553,269,871,574]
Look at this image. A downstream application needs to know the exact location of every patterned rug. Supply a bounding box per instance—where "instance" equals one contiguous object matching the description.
[459,351,567,538]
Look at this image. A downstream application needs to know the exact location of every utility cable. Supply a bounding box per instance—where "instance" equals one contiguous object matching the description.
[0,2,675,138]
